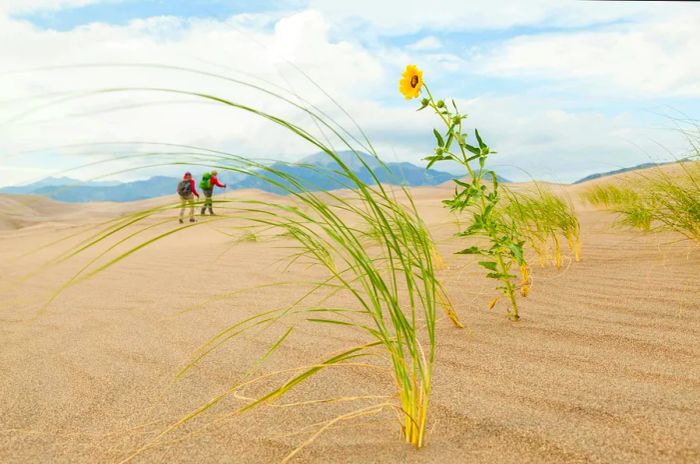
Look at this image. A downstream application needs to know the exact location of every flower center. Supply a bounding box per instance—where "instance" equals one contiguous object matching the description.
[410,75,419,88]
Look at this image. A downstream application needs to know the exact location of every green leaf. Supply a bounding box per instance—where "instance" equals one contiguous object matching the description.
[486,272,517,280]
[456,246,481,255]
[444,132,454,150]
[465,143,480,156]
[508,242,525,264]
[478,261,498,271]
[475,128,486,149]
[452,178,472,188]
[306,318,354,326]
[424,156,439,169]
[489,170,499,190]
[458,222,483,236]
[433,128,445,147]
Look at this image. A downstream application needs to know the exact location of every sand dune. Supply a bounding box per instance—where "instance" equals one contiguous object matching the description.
[569,160,699,190]
[0,179,698,463]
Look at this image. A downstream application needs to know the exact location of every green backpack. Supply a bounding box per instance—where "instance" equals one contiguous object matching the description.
[199,172,212,190]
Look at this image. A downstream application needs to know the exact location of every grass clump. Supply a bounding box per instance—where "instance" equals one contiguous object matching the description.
[581,162,700,243]
[616,202,653,231]
[643,166,700,241]
[22,63,468,459]
[499,185,581,268]
[582,184,639,209]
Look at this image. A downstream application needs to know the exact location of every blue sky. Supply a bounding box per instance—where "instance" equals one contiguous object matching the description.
[0,0,698,185]
[15,0,299,30]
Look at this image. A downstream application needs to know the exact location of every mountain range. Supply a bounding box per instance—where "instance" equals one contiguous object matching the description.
[571,160,690,184]
[3,154,686,203]
[0,152,466,203]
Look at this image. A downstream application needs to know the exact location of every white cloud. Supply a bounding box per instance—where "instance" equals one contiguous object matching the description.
[479,10,700,98]
[408,36,442,51]
[353,94,690,183]
[453,96,687,182]
[0,0,110,14]
[0,5,696,187]
[0,9,392,185]
[307,0,670,33]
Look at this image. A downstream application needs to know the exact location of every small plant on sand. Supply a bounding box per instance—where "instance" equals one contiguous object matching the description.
[643,168,700,242]
[582,184,639,208]
[581,162,700,243]
[401,64,527,320]
[616,202,654,231]
[499,185,581,268]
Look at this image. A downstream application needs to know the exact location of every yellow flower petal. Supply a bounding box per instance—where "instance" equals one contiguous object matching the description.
[399,64,423,100]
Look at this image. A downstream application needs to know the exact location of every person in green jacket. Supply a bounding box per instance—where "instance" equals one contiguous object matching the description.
[199,170,227,215]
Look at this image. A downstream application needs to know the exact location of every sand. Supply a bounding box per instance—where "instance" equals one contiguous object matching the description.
[0,180,698,463]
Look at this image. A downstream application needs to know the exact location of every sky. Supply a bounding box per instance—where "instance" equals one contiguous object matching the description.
[0,0,699,186]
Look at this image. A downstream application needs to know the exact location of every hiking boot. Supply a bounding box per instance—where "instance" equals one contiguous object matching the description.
[189,218,196,223]
[178,218,184,224]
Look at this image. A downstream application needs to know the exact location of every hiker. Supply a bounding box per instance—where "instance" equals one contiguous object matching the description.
[176,172,199,224]
[199,170,227,215]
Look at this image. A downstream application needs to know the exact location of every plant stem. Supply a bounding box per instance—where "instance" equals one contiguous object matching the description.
[497,253,519,321]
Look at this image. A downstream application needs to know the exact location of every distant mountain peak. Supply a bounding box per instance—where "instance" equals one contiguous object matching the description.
[298,151,381,170]
[0,153,462,203]
[573,160,686,184]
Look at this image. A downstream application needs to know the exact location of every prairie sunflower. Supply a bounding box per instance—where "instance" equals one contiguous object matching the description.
[399,64,423,100]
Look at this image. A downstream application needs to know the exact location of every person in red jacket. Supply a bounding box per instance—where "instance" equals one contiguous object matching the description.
[176,171,199,224]
[200,169,227,215]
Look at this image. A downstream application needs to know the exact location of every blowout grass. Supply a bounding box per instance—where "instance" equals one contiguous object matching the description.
[581,184,639,209]
[18,63,468,458]
[581,162,700,243]
[499,185,581,268]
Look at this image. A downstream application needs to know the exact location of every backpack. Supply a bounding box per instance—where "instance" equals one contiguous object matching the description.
[199,172,212,190]
[177,179,192,196]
